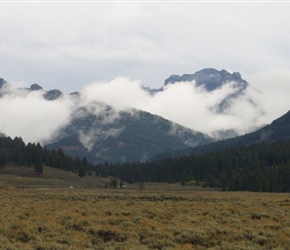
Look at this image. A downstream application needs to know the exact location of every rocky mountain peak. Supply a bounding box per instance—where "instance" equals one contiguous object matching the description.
[44,89,63,101]
[0,78,5,88]
[26,83,63,100]
[164,68,248,91]
[29,83,43,91]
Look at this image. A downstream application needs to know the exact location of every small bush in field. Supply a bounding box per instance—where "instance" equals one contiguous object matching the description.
[186,180,196,186]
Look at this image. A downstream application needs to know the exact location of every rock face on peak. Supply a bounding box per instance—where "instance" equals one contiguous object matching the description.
[26,83,63,101]
[0,78,6,97]
[28,83,43,91]
[0,78,6,88]
[0,77,64,101]
[164,68,248,92]
[44,89,63,101]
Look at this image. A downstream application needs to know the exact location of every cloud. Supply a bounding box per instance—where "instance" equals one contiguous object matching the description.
[138,81,267,136]
[79,127,123,152]
[0,84,73,144]
[73,101,121,125]
[1,68,290,145]
[72,101,124,151]
[79,76,150,111]
[1,2,290,147]
[248,69,290,122]
[1,3,290,92]
[76,76,270,138]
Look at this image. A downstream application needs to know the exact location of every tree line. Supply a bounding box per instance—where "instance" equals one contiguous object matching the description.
[1,131,290,192]
[0,133,93,177]
[97,140,290,192]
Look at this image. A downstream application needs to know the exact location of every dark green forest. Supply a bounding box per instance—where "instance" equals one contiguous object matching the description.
[0,133,92,177]
[1,132,290,192]
[97,140,290,192]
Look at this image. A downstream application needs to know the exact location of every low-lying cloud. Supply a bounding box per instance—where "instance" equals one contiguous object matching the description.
[77,77,267,137]
[79,127,123,152]
[1,69,290,145]
[0,83,73,144]
[248,69,290,121]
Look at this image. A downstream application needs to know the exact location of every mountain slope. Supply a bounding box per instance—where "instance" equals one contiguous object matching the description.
[46,104,213,164]
[176,110,290,156]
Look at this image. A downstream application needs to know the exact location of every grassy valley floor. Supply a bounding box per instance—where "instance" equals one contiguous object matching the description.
[0,189,289,250]
[0,165,110,189]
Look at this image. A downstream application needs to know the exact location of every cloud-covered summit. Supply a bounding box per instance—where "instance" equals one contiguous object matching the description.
[0,68,288,145]
[162,68,250,113]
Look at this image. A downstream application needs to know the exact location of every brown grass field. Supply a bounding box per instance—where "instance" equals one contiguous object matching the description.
[0,187,289,250]
[0,165,289,249]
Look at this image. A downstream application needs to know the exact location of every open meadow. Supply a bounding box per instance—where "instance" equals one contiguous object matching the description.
[0,188,289,250]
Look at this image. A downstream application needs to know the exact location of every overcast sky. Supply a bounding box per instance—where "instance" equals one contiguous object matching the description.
[1,1,290,144]
[1,2,290,91]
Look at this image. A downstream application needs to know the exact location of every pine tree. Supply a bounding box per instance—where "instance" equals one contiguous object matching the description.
[34,161,43,175]
[78,166,86,178]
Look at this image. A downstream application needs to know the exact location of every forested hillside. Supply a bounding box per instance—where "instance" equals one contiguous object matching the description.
[98,140,290,192]
[46,106,213,164]
[0,133,93,177]
[154,110,290,160]
[2,131,290,192]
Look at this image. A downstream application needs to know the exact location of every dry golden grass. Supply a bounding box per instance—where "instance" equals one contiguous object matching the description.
[0,189,289,250]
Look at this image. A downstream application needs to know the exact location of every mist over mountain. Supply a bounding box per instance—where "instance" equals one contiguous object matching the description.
[46,103,213,164]
[178,109,290,157]
[0,67,285,163]
[26,83,63,101]
[163,68,250,113]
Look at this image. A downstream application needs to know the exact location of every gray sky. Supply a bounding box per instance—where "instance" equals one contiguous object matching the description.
[1,1,290,144]
[1,2,290,91]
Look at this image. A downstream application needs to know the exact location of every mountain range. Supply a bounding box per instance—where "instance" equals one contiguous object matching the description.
[1,68,286,164]
[28,83,63,101]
